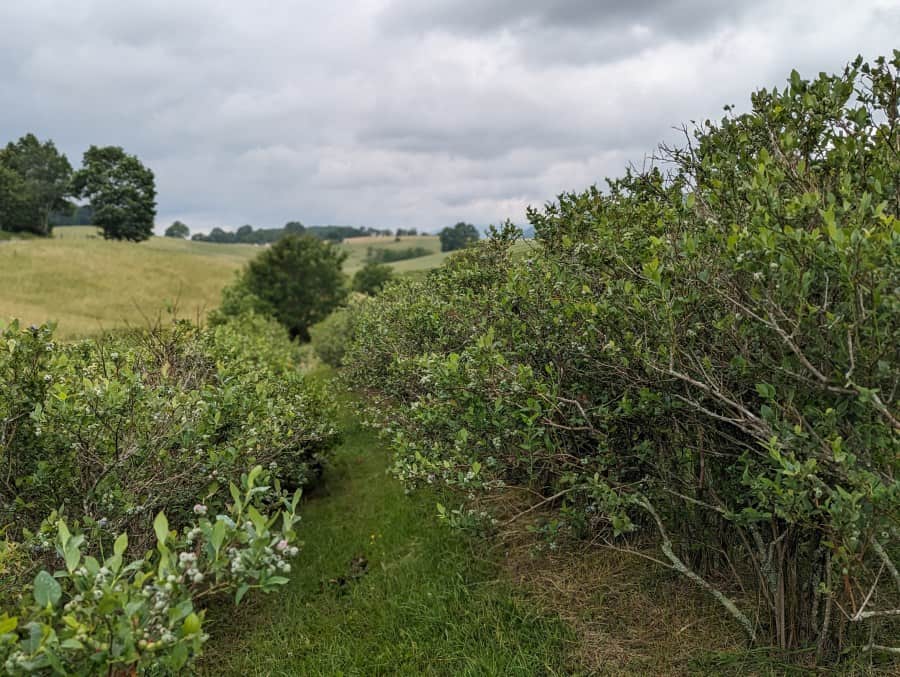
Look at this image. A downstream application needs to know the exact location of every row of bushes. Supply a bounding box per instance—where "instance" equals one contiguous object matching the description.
[0,313,340,673]
[335,55,900,661]
[365,246,432,264]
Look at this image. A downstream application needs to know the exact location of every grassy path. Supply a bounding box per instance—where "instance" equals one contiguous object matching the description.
[198,388,573,676]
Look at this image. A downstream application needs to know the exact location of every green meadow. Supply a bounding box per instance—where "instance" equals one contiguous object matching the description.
[0,227,446,338]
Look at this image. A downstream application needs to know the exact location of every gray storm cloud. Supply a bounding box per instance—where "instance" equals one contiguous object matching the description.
[0,0,897,232]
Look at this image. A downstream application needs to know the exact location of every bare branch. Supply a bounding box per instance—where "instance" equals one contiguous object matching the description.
[501,487,575,527]
[637,496,757,641]
[872,539,900,593]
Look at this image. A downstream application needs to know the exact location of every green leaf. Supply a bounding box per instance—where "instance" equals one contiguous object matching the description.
[247,505,267,534]
[182,612,202,635]
[114,532,128,557]
[0,615,18,634]
[106,554,123,574]
[235,584,250,605]
[169,599,194,623]
[64,540,81,574]
[755,383,775,400]
[33,571,62,608]
[211,519,227,552]
[247,465,262,490]
[57,520,71,548]
[153,512,169,545]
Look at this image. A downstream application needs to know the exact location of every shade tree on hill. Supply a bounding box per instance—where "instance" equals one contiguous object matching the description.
[164,220,190,238]
[72,145,157,242]
[439,221,479,251]
[0,133,73,236]
[215,234,348,341]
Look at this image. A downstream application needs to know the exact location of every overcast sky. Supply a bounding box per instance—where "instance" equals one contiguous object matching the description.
[1,1,898,233]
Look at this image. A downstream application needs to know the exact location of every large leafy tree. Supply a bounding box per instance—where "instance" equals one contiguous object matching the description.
[164,220,190,238]
[239,234,348,340]
[0,166,34,234]
[0,133,72,235]
[438,221,480,251]
[72,146,156,242]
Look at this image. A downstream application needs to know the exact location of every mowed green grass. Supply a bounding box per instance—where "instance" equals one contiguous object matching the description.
[0,229,448,339]
[198,380,574,676]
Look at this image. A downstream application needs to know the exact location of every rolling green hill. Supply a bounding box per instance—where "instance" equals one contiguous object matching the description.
[0,227,448,338]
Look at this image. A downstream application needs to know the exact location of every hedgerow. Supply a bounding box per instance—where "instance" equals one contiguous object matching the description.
[342,54,900,660]
[0,313,340,673]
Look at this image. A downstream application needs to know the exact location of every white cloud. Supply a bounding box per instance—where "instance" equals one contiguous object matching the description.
[0,0,897,233]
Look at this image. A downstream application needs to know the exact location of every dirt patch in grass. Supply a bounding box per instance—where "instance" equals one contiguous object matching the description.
[498,535,746,675]
[487,498,899,676]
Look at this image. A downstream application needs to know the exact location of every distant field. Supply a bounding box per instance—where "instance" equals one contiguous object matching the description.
[0,228,449,338]
[337,234,445,273]
[0,226,258,338]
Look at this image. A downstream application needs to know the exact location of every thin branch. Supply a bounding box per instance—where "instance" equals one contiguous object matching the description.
[872,539,900,593]
[501,487,574,527]
[853,608,900,621]
[851,561,884,621]
[863,644,900,655]
[637,496,756,641]
[764,308,829,383]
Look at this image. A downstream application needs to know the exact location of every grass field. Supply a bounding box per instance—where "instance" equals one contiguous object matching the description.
[199,377,575,676]
[0,226,258,338]
[0,230,39,241]
[0,227,448,338]
[335,234,449,272]
[198,374,827,676]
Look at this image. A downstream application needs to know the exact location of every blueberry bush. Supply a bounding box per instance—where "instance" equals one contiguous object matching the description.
[0,313,340,673]
[342,54,900,660]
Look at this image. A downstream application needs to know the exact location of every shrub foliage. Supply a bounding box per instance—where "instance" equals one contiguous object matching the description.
[342,54,900,659]
[352,262,394,296]
[0,314,340,672]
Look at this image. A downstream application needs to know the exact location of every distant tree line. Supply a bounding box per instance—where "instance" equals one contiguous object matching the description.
[191,224,288,244]
[190,222,399,245]
[0,132,156,241]
[192,222,480,250]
